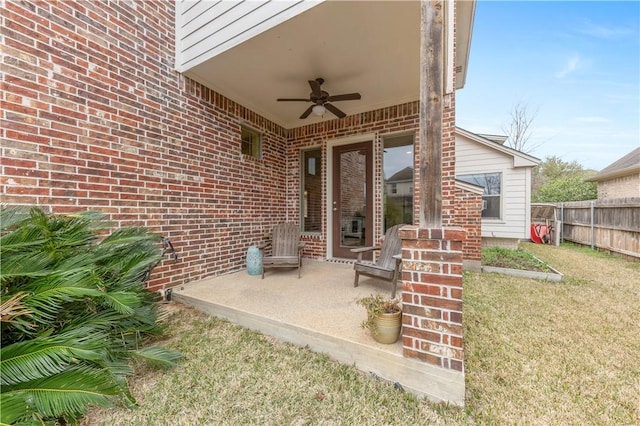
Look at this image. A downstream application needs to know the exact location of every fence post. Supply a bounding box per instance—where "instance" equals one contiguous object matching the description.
[559,203,564,244]
[590,200,595,250]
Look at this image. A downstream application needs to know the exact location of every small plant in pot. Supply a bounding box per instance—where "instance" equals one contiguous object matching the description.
[355,293,402,344]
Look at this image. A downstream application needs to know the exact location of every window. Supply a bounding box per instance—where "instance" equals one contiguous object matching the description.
[241,126,261,158]
[458,172,502,219]
[383,134,414,231]
[301,148,321,232]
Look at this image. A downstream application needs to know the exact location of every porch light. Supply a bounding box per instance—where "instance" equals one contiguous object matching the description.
[312,104,326,116]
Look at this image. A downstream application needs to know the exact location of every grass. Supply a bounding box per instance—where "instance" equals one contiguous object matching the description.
[83,243,640,425]
[82,307,455,426]
[481,246,551,272]
[466,243,640,424]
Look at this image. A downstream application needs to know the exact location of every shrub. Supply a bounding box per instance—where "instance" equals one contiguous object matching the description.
[0,206,181,425]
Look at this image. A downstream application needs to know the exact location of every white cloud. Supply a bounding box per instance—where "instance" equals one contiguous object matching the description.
[575,116,611,123]
[578,20,635,39]
[555,54,580,79]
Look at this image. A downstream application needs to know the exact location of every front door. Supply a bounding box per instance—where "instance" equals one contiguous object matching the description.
[332,141,373,259]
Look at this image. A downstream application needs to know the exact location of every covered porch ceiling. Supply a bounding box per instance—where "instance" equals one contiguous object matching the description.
[181,1,475,129]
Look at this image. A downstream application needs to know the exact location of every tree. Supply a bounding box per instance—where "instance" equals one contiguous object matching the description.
[1,207,181,425]
[533,176,597,202]
[502,101,542,154]
[532,156,597,202]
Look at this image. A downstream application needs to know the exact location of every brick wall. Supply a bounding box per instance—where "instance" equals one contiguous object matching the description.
[288,105,424,246]
[1,0,289,291]
[400,226,465,372]
[454,185,482,268]
[597,174,640,199]
[1,0,479,291]
[287,100,459,254]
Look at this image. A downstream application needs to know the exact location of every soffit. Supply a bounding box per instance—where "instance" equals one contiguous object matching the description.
[182,1,473,129]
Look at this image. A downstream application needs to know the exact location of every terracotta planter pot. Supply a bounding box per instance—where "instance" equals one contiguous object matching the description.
[370,310,402,344]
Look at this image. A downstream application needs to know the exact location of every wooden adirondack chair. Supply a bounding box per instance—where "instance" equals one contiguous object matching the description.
[258,223,306,279]
[351,224,404,298]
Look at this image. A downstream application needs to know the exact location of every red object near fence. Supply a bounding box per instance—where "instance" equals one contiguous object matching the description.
[531,224,551,244]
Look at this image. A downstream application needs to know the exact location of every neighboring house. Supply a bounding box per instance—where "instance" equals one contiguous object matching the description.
[2,0,477,403]
[455,128,541,248]
[383,127,539,260]
[586,147,640,199]
[384,166,414,227]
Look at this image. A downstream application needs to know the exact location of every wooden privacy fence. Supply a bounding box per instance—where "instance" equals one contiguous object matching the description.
[559,198,640,259]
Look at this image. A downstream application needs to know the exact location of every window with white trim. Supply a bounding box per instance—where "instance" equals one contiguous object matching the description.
[458,172,502,219]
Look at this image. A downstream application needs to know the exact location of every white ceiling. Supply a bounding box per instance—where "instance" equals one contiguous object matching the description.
[183,1,471,129]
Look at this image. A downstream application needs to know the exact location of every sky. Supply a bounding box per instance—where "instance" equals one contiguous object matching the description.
[456,0,640,171]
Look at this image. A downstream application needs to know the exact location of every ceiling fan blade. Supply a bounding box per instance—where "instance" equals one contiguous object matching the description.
[327,93,361,102]
[325,103,346,119]
[277,98,311,102]
[299,105,314,119]
[308,79,322,98]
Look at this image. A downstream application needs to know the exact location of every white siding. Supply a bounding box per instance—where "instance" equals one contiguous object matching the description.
[456,133,531,240]
[176,0,322,72]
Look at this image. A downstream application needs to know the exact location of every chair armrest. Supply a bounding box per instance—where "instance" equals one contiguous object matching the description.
[350,246,379,253]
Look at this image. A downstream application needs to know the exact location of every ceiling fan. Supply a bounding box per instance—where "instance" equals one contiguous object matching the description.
[277,78,361,119]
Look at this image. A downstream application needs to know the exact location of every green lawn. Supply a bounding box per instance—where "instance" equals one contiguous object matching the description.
[83,243,640,425]
[481,245,551,271]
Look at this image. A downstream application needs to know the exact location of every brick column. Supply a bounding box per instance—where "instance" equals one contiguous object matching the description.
[399,225,465,372]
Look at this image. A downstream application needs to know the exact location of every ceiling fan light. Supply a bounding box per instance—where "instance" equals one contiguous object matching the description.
[312,105,326,116]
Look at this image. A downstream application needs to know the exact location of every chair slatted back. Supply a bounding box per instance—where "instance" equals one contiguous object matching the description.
[272,223,300,257]
[376,224,403,270]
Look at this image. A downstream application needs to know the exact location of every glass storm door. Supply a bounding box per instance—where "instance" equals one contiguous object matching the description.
[332,142,373,259]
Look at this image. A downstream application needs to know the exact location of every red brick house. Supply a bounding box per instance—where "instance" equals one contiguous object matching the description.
[2,0,478,288]
[2,1,477,403]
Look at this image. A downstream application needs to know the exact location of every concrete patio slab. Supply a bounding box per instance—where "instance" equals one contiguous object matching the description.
[172,260,465,404]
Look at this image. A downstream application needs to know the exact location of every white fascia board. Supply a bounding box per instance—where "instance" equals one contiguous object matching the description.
[456,127,541,168]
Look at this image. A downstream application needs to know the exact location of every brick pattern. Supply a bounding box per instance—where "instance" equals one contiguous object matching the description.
[453,186,482,261]
[399,226,465,372]
[1,0,289,291]
[286,99,461,255]
[287,102,425,248]
[597,174,640,199]
[1,1,479,295]
[300,233,326,260]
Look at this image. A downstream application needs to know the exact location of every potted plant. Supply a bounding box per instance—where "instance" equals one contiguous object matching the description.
[355,293,402,344]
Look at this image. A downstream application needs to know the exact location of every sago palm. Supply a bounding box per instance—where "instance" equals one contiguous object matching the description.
[0,206,181,425]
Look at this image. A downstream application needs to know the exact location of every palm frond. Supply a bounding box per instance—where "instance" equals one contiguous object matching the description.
[116,304,165,337]
[0,292,32,325]
[99,291,139,316]
[98,227,160,248]
[0,391,30,425]
[0,205,32,231]
[0,252,57,281]
[0,232,49,254]
[1,366,123,423]
[130,345,182,369]
[101,360,133,379]
[23,277,103,324]
[1,329,109,386]
[63,210,108,230]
